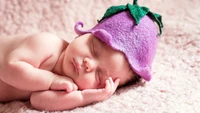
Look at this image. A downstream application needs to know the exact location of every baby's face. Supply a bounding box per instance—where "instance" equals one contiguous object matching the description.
[62,34,132,90]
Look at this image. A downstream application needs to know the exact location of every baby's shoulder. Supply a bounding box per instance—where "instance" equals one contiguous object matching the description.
[28,32,66,45]
[25,32,68,55]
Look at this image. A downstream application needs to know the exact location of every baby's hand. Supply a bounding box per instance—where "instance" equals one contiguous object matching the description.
[81,77,120,103]
[50,75,78,93]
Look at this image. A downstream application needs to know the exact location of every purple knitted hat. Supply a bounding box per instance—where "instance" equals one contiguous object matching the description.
[74,0,163,81]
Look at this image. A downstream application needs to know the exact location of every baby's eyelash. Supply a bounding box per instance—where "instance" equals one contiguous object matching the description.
[91,39,97,57]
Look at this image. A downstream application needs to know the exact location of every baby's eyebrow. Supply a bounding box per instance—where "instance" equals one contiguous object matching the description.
[94,36,105,48]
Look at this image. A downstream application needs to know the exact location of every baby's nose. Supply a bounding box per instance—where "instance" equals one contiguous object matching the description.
[83,57,96,72]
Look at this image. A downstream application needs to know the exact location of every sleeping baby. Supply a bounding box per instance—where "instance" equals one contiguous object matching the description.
[0,0,163,111]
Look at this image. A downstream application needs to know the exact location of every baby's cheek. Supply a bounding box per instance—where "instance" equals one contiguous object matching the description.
[98,82,106,89]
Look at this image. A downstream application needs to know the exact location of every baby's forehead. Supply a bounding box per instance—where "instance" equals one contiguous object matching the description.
[93,35,114,52]
[94,35,129,64]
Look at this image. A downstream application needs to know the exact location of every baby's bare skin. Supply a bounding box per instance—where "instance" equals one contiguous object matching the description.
[0,33,122,111]
[0,35,30,101]
[0,33,70,102]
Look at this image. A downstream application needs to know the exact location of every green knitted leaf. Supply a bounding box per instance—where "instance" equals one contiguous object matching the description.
[147,12,163,36]
[127,4,149,24]
[98,5,127,22]
[98,0,164,35]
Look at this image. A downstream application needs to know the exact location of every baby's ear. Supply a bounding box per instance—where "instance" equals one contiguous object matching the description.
[92,29,112,46]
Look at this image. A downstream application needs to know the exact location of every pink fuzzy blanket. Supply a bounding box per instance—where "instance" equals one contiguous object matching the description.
[0,0,200,112]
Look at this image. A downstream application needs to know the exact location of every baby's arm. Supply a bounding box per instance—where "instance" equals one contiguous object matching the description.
[0,33,69,91]
[30,77,120,111]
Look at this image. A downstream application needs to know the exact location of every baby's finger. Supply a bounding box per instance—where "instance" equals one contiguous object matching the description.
[105,79,111,92]
[114,78,120,88]
[73,84,78,90]
[65,83,73,92]
[108,77,114,90]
